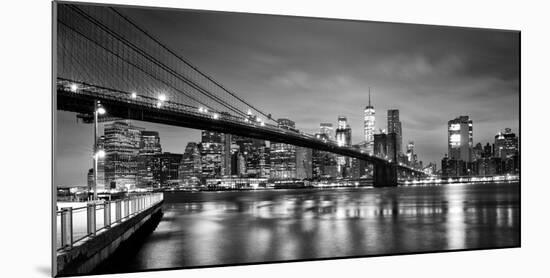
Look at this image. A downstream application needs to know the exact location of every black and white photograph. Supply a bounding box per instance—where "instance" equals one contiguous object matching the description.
[51,1,522,277]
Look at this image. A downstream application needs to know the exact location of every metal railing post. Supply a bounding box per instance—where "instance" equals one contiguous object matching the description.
[60,207,73,248]
[104,201,111,228]
[87,203,96,236]
[124,199,129,219]
[116,200,121,223]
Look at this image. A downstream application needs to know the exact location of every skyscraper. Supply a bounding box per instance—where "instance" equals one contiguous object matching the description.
[319,123,334,140]
[364,89,375,155]
[200,130,223,178]
[494,128,519,159]
[93,135,106,191]
[138,131,162,188]
[313,133,338,179]
[335,116,352,147]
[179,142,202,186]
[448,116,473,162]
[335,116,352,176]
[270,119,297,180]
[387,109,402,154]
[103,121,143,190]
[221,133,232,177]
[233,136,268,178]
[156,152,183,187]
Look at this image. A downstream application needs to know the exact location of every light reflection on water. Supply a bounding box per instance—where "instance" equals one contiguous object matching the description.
[111,182,519,272]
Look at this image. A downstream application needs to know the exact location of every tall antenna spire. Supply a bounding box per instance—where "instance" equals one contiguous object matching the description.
[368,87,371,107]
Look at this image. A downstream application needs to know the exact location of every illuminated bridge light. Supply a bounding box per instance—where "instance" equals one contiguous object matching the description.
[213,113,219,120]
[156,101,162,108]
[158,94,167,102]
[131,92,137,99]
[70,83,78,92]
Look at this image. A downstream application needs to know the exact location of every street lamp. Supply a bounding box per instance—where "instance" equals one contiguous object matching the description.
[92,100,106,201]
[97,106,106,115]
[95,149,106,159]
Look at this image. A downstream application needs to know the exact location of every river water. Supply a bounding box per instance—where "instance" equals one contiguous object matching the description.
[100,182,519,273]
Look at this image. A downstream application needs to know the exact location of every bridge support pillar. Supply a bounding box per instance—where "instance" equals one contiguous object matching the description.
[373,163,398,187]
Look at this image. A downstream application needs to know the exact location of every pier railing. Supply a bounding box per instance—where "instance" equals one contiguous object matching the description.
[56,193,163,251]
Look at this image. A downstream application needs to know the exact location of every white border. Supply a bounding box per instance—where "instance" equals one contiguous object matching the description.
[2,0,548,277]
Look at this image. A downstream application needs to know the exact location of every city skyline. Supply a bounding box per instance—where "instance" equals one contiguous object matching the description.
[57,109,519,186]
[56,6,519,186]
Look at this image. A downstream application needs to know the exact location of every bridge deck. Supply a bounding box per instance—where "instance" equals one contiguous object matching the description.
[56,79,423,174]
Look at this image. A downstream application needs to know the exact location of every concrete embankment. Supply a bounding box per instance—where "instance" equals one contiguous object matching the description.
[56,201,163,276]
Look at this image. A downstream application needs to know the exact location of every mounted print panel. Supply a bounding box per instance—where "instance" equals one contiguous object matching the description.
[53,1,520,276]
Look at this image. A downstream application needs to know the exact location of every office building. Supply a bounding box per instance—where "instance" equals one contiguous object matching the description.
[179,142,202,186]
[387,109,402,154]
[335,116,352,147]
[156,152,183,187]
[319,123,334,140]
[494,128,519,159]
[270,119,297,179]
[335,116,352,176]
[448,116,473,162]
[137,131,162,188]
[103,121,143,190]
[364,90,375,155]
[200,130,223,179]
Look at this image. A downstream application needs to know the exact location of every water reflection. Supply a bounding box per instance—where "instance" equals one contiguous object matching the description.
[102,182,519,273]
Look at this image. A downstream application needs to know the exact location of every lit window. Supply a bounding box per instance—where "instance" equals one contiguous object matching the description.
[450,134,461,147]
[449,124,461,131]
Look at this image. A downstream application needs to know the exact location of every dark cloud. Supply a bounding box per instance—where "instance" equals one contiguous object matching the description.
[56,5,519,185]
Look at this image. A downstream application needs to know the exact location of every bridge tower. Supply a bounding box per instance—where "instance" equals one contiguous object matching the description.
[373,162,398,187]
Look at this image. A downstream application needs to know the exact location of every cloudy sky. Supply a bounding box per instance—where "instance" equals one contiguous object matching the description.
[56,4,519,186]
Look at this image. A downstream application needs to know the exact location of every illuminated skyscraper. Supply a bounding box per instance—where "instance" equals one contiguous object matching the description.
[494,128,518,159]
[319,123,334,140]
[179,142,202,186]
[387,109,402,154]
[335,116,352,147]
[270,119,297,180]
[233,136,268,178]
[448,116,473,162]
[156,152,183,187]
[103,121,143,190]
[406,141,417,166]
[364,89,375,155]
[138,131,162,188]
[200,131,223,178]
[335,116,352,176]
[221,133,232,177]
